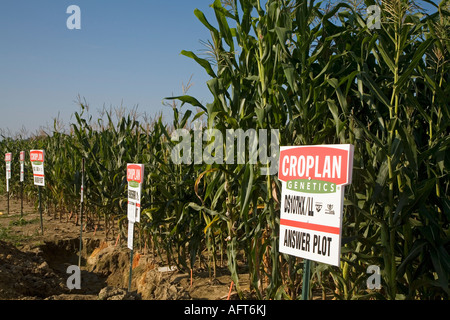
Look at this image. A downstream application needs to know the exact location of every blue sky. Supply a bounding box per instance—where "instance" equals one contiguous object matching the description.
[0,0,440,135]
[0,0,215,134]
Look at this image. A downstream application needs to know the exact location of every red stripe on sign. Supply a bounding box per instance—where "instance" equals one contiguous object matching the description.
[34,174,45,177]
[128,202,141,208]
[280,218,340,235]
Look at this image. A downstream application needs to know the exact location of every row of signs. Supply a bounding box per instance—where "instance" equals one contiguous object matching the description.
[5,145,354,267]
[5,150,45,188]
[128,144,354,267]
[5,151,143,251]
[124,144,355,266]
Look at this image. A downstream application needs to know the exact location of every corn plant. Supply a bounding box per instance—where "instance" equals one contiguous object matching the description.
[0,0,448,300]
[171,0,449,299]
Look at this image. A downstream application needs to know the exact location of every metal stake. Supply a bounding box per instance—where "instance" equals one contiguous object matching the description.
[301,259,311,300]
[128,248,134,292]
[38,187,44,235]
[78,158,85,269]
[20,180,23,218]
[6,173,9,215]
[128,223,134,293]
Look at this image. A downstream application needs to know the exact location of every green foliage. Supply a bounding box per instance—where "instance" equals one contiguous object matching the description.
[172,0,449,300]
[0,0,448,300]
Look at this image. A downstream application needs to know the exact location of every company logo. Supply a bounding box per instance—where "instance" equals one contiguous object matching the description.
[30,150,44,162]
[127,164,143,184]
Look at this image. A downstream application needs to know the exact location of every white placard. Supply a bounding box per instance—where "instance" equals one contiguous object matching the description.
[20,151,24,182]
[5,153,11,192]
[127,221,134,250]
[80,158,85,203]
[279,188,344,266]
[127,201,137,222]
[278,144,354,266]
[127,164,144,223]
[30,150,45,186]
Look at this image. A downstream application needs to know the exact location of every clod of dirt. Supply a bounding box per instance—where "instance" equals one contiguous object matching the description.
[98,286,139,300]
[86,241,190,300]
[136,268,190,300]
[86,242,130,287]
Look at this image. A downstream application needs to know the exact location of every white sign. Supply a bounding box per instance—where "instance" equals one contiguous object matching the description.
[128,221,134,250]
[126,164,144,223]
[278,145,354,266]
[30,150,45,186]
[80,158,85,203]
[20,151,24,182]
[5,153,12,192]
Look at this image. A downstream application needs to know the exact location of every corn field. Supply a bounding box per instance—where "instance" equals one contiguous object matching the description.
[1,0,449,300]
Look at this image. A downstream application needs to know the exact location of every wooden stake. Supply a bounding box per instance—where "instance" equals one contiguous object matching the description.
[227,281,234,300]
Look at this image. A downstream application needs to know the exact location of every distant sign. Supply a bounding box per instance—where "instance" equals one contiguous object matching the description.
[278,145,354,266]
[30,150,45,186]
[127,164,144,223]
[5,153,12,192]
[127,164,144,250]
[20,151,25,182]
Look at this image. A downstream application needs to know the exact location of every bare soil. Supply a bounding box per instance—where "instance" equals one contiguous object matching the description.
[0,194,251,300]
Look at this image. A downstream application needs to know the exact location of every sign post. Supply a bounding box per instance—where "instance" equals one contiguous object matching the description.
[78,158,85,269]
[278,144,354,299]
[20,151,25,217]
[30,150,45,235]
[5,153,12,215]
[126,163,144,292]
[301,259,311,300]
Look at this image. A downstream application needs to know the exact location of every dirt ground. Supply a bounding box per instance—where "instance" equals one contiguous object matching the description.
[0,194,251,300]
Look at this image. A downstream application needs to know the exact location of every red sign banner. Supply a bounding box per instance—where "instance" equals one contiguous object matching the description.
[30,150,44,162]
[127,164,143,183]
[278,145,353,186]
